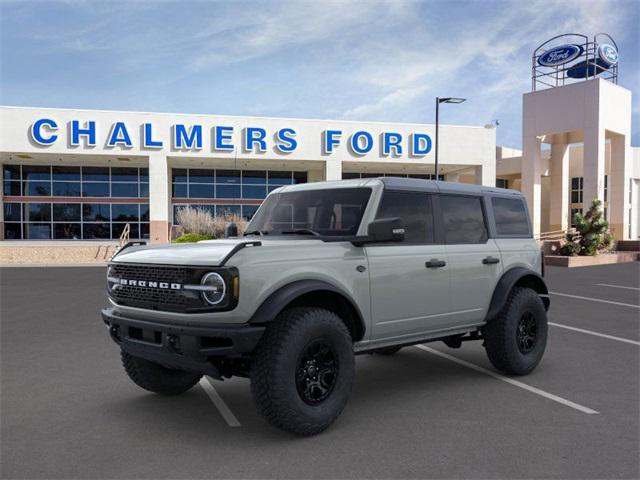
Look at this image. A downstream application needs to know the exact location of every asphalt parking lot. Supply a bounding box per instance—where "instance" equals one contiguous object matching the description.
[1,263,638,479]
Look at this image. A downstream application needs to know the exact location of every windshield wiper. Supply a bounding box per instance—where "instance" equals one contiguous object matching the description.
[244,229,269,236]
[280,228,321,237]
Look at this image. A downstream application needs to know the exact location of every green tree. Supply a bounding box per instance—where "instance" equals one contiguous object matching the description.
[560,199,614,256]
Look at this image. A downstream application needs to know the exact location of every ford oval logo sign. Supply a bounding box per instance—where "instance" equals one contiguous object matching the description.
[598,44,618,67]
[538,44,583,67]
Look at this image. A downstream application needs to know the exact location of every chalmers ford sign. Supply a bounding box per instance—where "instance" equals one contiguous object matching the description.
[29,118,434,157]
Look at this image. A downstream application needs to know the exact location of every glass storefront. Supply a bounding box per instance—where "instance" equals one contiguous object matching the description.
[171,168,307,223]
[3,165,148,240]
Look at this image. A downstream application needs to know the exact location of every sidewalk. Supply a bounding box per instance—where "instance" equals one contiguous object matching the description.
[0,241,117,266]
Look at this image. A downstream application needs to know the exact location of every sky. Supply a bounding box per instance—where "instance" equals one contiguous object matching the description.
[1,0,638,149]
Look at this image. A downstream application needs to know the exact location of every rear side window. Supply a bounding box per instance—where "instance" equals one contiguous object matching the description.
[375,191,434,244]
[492,197,530,236]
[440,195,488,244]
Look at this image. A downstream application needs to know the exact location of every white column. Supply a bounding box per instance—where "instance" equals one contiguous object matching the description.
[582,126,606,211]
[148,153,170,243]
[0,165,4,240]
[474,164,495,186]
[609,134,631,240]
[549,137,570,232]
[324,159,342,181]
[522,135,543,237]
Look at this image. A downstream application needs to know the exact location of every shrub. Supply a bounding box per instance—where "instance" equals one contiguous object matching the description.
[560,199,614,256]
[173,233,214,243]
[175,206,248,239]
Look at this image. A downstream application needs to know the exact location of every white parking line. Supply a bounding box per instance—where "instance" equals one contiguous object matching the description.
[415,345,599,415]
[550,291,640,309]
[596,283,640,292]
[199,377,241,427]
[549,322,640,346]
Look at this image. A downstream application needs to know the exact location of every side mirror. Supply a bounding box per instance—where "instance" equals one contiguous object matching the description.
[353,217,405,245]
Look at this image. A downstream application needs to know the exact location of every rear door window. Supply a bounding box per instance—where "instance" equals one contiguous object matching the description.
[440,195,488,244]
[491,197,530,236]
[375,191,434,244]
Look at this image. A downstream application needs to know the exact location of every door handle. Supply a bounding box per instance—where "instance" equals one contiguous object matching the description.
[426,259,446,268]
[482,256,500,265]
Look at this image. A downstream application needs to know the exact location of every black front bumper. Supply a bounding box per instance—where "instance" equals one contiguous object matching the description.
[102,307,265,378]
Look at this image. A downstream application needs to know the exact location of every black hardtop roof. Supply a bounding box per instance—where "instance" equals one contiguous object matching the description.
[379,176,523,197]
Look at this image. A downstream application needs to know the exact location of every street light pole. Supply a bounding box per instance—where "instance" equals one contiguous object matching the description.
[435,97,440,182]
[434,96,466,180]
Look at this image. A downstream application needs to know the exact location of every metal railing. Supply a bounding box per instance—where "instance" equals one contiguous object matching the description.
[535,228,579,241]
[118,223,131,248]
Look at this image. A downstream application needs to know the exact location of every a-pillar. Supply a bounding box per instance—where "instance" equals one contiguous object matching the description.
[324,159,342,181]
[522,135,543,237]
[148,153,171,243]
[549,135,570,232]
[609,133,631,240]
[582,126,606,211]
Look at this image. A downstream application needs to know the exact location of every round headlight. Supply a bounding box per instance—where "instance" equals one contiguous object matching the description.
[200,272,226,305]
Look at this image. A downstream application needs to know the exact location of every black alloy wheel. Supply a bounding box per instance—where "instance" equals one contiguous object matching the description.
[295,340,339,405]
[516,311,538,354]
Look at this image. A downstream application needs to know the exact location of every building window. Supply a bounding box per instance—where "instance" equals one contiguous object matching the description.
[2,164,149,240]
[570,177,583,203]
[496,179,509,189]
[170,168,307,224]
[570,208,582,228]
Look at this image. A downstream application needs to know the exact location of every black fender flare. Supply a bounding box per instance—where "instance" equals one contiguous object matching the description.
[248,279,366,340]
[485,267,550,322]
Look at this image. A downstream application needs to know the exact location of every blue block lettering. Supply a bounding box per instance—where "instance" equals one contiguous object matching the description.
[275,128,297,153]
[143,123,163,148]
[30,118,58,145]
[383,132,403,156]
[323,130,342,154]
[214,126,234,151]
[71,120,96,146]
[350,131,373,155]
[107,122,133,147]
[174,124,203,149]
[411,133,432,156]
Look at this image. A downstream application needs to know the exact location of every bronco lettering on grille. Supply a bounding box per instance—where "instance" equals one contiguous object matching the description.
[119,279,182,290]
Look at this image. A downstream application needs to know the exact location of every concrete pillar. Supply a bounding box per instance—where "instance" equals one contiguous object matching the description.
[307,169,324,183]
[324,159,342,181]
[582,126,606,210]
[609,134,631,240]
[148,153,170,243]
[474,163,496,187]
[0,165,4,240]
[522,135,543,237]
[445,172,460,183]
[549,137,570,232]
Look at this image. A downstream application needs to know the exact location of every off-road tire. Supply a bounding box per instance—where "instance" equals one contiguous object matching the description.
[250,307,355,436]
[483,287,548,376]
[121,350,202,395]
[375,346,403,355]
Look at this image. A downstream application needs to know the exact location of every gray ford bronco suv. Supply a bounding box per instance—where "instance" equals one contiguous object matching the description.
[102,177,549,435]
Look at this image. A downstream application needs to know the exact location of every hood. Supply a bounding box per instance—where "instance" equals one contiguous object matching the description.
[112,239,250,266]
[111,237,325,266]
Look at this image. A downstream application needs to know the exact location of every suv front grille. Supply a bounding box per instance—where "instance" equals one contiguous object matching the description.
[108,263,208,312]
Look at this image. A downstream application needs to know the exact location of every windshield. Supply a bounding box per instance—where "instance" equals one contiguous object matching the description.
[245,187,372,237]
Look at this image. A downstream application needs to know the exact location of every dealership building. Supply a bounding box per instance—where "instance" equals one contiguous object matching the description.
[0,107,497,243]
[0,34,638,243]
